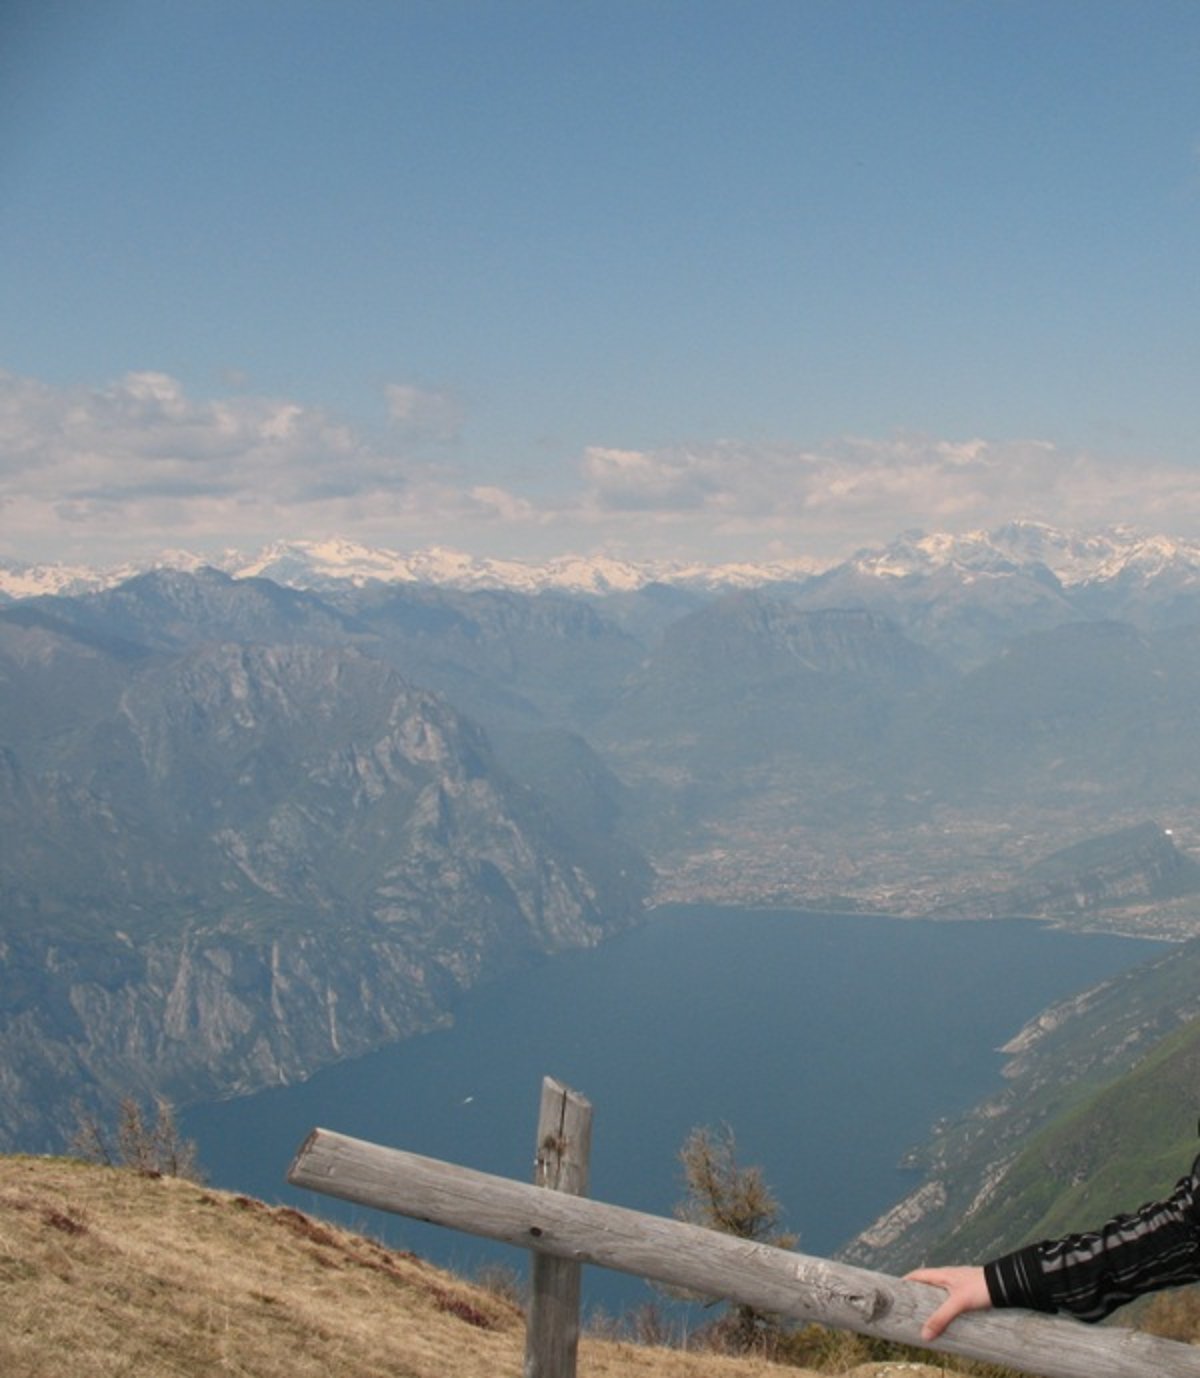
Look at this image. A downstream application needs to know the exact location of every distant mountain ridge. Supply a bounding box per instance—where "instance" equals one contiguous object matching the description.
[12,552,1200,922]
[0,539,825,600]
[8,521,1200,604]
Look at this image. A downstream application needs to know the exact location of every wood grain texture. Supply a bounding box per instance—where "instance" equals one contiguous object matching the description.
[288,1126,1200,1378]
[525,1078,592,1378]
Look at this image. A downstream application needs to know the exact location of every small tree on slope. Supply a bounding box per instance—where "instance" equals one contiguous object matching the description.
[675,1123,796,1354]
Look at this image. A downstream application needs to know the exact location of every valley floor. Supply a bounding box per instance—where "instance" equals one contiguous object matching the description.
[651,799,1200,940]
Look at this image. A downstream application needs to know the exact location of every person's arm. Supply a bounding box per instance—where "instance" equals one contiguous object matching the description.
[906,1153,1200,1337]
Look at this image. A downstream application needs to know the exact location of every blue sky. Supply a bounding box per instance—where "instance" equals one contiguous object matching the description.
[3,0,1200,566]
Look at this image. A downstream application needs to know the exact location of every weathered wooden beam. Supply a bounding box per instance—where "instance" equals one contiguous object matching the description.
[524,1077,592,1378]
[288,1127,1200,1378]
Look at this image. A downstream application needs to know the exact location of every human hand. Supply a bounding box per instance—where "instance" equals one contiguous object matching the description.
[904,1265,991,1340]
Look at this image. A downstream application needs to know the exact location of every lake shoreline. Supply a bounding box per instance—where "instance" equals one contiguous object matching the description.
[648,897,1181,942]
[184,907,1160,1314]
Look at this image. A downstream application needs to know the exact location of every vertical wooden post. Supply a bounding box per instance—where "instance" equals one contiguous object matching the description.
[290,1129,1200,1378]
[524,1077,593,1378]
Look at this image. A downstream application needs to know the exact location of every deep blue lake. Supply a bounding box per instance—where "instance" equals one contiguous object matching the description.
[183,905,1162,1315]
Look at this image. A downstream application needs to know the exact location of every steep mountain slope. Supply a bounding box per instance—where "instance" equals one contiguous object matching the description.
[336,583,647,732]
[907,622,1200,811]
[15,565,366,652]
[951,822,1200,921]
[0,614,648,1150]
[597,594,946,766]
[592,593,950,844]
[928,1015,1200,1264]
[843,936,1200,1272]
[486,725,653,899]
[14,569,649,736]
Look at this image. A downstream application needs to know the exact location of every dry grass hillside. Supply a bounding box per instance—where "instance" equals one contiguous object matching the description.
[0,1154,963,1378]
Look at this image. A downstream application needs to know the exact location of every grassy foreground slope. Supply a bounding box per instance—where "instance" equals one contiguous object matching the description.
[0,1155,951,1378]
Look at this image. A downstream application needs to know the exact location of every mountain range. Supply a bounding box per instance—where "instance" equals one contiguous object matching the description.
[8,520,1200,605]
[7,518,1200,1175]
[13,522,1200,678]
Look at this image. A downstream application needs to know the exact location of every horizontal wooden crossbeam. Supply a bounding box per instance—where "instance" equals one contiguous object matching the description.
[288,1127,1200,1378]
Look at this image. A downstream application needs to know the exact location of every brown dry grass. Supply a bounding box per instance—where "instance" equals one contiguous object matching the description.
[0,1154,883,1378]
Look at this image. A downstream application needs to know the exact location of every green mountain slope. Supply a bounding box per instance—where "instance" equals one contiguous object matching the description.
[842,936,1200,1271]
[937,1014,1200,1262]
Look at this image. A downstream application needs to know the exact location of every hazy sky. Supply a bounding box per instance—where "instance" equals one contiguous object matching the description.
[3,0,1200,566]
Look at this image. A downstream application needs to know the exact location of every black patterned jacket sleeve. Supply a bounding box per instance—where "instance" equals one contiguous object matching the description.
[982,1154,1200,1323]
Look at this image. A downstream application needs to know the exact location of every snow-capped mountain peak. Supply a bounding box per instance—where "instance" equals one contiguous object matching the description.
[221,543,825,595]
[843,521,1200,590]
[6,523,1200,604]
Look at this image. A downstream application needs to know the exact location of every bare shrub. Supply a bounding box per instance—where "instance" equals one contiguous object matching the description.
[71,1095,204,1182]
[626,1300,675,1348]
[583,1300,689,1351]
[474,1261,526,1310]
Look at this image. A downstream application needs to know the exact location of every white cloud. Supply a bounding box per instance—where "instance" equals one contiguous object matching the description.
[5,366,1200,567]
[581,446,718,512]
[0,370,518,561]
[570,433,1200,557]
[0,370,367,503]
[463,485,544,524]
[384,382,464,443]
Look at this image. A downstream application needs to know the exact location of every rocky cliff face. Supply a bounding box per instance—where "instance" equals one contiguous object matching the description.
[0,925,461,1149]
[0,611,648,1149]
[944,821,1200,921]
[1004,821,1200,914]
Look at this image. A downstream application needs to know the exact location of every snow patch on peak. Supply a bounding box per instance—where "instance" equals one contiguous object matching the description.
[840,522,1200,591]
[0,559,104,599]
[8,524,1200,604]
[229,539,418,586]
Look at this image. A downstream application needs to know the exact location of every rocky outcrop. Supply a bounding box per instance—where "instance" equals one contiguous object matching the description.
[0,926,465,1149]
[0,621,649,1149]
[1005,822,1200,913]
